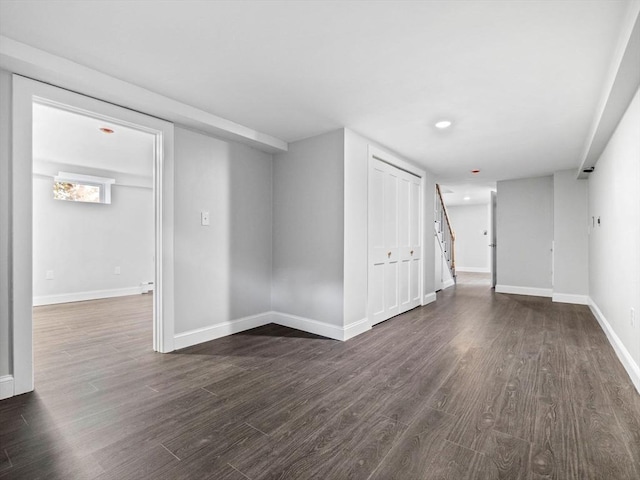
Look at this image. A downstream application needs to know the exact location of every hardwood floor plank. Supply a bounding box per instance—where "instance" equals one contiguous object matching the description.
[471,430,530,480]
[529,395,582,480]
[153,456,250,480]
[368,407,456,480]
[493,354,538,442]
[0,448,104,480]
[315,413,407,480]
[586,348,640,477]
[92,444,178,480]
[242,368,371,435]
[1,283,639,479]
[245,390,402,480]
[427,440,485,480]
[0,450,11,475]
[373,343,461,426]
[162,420,266,462]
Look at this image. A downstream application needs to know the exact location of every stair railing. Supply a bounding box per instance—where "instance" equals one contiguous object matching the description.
[435,184,456,280]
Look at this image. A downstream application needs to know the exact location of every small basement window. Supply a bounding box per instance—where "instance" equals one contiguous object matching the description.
[53,172,115,204]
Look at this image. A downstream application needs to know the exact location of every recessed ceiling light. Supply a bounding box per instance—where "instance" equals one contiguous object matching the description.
[100,127,114,134]
[435,120,452,129]
[463,196,471,200]
[471,169,480,174]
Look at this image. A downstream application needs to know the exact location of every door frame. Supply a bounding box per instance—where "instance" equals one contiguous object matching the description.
[367,146,426,325]
[11,75,175,396]
[490,190,497,288]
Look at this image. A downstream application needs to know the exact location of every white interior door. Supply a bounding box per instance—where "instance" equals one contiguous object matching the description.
[369,157,422,325]
[398,174,422,311]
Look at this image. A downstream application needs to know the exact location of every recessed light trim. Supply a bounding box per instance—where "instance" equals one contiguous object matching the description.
[463,196,471,200]
[435,120,452,129]
[100,127,114,134]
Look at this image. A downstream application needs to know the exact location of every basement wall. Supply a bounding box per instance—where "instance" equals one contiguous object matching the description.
[588,86,640,387]
[447,204,491,273]
[173,127,273,339]
[496,175,554,296]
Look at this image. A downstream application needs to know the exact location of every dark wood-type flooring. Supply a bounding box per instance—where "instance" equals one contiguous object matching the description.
[1,278,640,479]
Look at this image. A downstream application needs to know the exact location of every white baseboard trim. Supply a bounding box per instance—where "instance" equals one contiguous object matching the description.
[442,278,455,290]
[174,310,374,350]
[589,298,640,394]
[423,292,437,305]
[456,267,490,273]
[552,293,589,305]
[174,312,272,350]
[271,311,348,341]
[495,285,552,298]
[0,375,14,400]
[33,286,145,306]
[343,317,371,341]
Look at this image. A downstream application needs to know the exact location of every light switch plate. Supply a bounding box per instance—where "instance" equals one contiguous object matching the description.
[201,211,210,226]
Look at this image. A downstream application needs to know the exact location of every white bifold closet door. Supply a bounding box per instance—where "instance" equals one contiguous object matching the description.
[369,158,422,326]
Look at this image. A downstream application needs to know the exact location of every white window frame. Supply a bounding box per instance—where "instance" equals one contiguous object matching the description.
[53,172,116,204]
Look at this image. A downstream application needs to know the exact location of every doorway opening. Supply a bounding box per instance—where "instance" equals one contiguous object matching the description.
[12,75,175,396]
[32,101,156,378]
[437,184,497,289]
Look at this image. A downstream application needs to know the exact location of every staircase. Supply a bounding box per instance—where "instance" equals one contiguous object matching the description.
[435,184,456,285]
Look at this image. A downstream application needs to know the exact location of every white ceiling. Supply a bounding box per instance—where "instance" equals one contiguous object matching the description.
[0,0,633,185]
[33,102,154,177]
[441,182,496,207]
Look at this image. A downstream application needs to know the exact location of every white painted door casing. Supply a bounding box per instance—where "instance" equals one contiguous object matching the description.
[11,76,175,396]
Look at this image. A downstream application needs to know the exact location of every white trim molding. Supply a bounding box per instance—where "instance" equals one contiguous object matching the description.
[423,292,437,305]
[0,35,287,154]
[589,298,640,394]
[174,312,272,350]
[271,311,361,342]
[456,267,490,273]
[33,287,146,306]
[11,75,176,395]
[442,278,455,290]
[0,375,14,400]
[342,317,372,341]
[552,293,589,305]
[173,311,371,350]
[495,285,552,298]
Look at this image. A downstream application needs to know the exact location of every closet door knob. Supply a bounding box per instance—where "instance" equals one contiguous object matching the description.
[387,252,392,258]
[410,250,414,255]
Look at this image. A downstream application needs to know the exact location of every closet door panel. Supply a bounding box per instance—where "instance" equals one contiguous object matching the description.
[368,157,422,324]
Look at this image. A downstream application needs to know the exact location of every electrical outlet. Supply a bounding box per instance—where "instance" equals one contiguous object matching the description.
[45,270,54,280]
[114,266,121,275]
[631,308,636,328]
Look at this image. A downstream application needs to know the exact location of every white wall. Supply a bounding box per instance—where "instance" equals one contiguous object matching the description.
[272,128,435,337]
[0,69,11,377]
[32,169,154,304]
[552,169,589,302]
[343,130,368,326]
[496,175,554,295]
[272,130,345,327]
[174,127,273,334]
[423,174,436,296]
[589,86,640,382]
[447,204,490,272]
